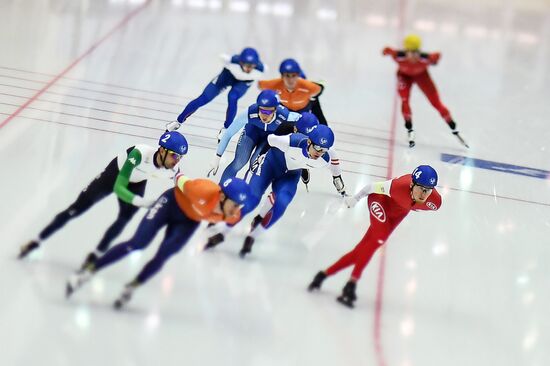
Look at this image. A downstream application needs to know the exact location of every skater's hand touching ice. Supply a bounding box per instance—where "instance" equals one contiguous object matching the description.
[207,154,221,177]
[344,195,359,208]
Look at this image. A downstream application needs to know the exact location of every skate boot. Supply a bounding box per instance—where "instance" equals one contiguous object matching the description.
[301,169,310,192]
[18,240,39,259]
[165,120,181,132]
[308,271,327,292]
[204,233,225,250]
[66,269,94,298]
[114,282,138,310]
[250,215,263,232]
[337,281,357,308]
[407,129,416,148]
[239,236,255,258]
[79,252,98,272]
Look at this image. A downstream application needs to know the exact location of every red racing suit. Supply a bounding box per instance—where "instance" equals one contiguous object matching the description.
[326,174,442,280]
[383,47,452,123]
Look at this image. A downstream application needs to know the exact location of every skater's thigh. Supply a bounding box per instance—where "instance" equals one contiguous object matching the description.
[154,218,200,258]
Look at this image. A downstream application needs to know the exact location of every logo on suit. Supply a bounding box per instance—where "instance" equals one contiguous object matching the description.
[370,201,386,222]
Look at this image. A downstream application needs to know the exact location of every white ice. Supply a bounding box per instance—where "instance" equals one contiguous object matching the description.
[1,1,550,365]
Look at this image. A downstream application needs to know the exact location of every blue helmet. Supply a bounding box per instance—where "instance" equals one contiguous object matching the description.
[308,124,334,149]
[158,131,188,155]
[296,112,319,135]
[279,58,301,74]
[412,165,438,188]
[220,177,250,205]
[256,90,279,108]
[239,47,260,65]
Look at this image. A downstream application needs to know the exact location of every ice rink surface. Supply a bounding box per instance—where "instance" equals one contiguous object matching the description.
[1,0,550,365]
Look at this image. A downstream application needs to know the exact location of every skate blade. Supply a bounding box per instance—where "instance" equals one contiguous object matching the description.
[78,261,94,273]
[308,284,320,292]
[336,296,355,308]
[454,133,469,148]
[18,243,39,259]
[239,247,251,258]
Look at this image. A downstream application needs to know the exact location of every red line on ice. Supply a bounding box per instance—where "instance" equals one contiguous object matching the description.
[374,1,407,365]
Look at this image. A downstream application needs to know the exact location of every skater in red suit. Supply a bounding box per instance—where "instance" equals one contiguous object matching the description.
[383,34,468,148]
[308,165,442,308]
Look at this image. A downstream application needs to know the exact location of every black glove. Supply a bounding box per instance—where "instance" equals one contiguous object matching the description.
[332,175,346,196]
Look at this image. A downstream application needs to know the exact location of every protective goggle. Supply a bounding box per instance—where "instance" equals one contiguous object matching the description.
[282,72,299,78]
[311,144,328,153]
[259,107,276,116]
[166,149,183,160]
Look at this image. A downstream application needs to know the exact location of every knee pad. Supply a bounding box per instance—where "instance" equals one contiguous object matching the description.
[404,120,413,130]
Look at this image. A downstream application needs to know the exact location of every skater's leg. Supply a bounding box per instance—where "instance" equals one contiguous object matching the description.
[224,82,250,128]
[397,73,414,124]
[220,133,257,182]
[95,180,147,253]
[134,218,200,284]
[416,71,452,123]
[114,215,199,309]
[177,79,224,123]
[38,159,118,241]
[259,172,300,230]
[92,191,172,272]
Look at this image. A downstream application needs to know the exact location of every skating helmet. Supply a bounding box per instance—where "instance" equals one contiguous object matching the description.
[279,58,301,75]
[308,124,334,149]
[158,131,188,155]
[411,165,438,188]
[256,90,279,109]
[239,47,260,65]
[220,177,251,205]
[403,34,422,51]
[296,112,319,135]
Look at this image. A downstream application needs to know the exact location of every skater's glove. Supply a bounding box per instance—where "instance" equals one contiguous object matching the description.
[382,47,393,56]
[219,53,231,63]
[165,120,181,132]
[132,195,157,208]
[429,52,441,64]
[332,175,346,196]
[344,195,359,208]
[207,154,221,177]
